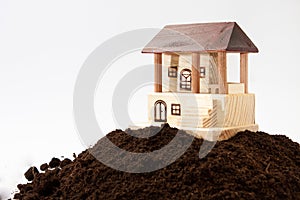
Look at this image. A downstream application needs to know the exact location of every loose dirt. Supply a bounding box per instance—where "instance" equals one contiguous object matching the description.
[14,124,300,199]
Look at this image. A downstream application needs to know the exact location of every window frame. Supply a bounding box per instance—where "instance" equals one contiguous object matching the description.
[168,66,178,78]
[171,104,181,116]
[180,69,192,91]
[200,67,206,78]
[154,100,167,122]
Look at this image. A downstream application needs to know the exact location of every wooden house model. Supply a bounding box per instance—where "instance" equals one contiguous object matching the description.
[142,22,259,140]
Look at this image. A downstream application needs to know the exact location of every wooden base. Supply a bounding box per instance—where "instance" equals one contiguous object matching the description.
[129,123,258,141]
[184,124,259,141]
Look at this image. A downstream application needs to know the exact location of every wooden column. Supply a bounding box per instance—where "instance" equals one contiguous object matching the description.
[240,53,248,93]
[154,53,162,92]
[217,52,227,94]
[192,53,200,93]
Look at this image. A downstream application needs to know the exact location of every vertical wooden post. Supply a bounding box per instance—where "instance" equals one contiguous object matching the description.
[192,53,200,93]
[240,53,248,93]
[217,51,227,94]
[154,53,162,92]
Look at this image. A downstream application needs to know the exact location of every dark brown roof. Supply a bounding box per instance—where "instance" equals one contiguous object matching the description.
[142,22,258,53]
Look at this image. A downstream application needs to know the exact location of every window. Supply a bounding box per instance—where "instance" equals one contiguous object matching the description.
[171,104,181,115]
[180,69,191,90]
[168,66,177,77]
[200,67,206,78]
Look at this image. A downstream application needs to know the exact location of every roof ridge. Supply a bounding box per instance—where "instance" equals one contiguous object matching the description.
[164,22,236,28]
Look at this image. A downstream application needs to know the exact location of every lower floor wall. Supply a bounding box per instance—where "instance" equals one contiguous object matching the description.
[148,92,255,129]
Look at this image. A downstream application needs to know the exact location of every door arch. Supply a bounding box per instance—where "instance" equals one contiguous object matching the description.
[154,100,167,122]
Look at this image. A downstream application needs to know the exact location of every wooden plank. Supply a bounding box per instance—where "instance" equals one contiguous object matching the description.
[170,54,179,66]
[178,125,259,141]
[163,54,179,92]
[192,53,200,93]
[240,53,248,93]
[217,52,228,94]
[218,124,258,141]
[154,53,162,92]
[228,83,245,94]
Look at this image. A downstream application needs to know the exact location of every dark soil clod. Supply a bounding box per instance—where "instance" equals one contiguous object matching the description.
[24,166,39,181]
[49,157,61,168]
[14,125,300,199]
[40,163,49,171]
[60,158,72,168]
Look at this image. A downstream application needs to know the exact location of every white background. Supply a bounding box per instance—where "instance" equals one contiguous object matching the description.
[1,0,300,198]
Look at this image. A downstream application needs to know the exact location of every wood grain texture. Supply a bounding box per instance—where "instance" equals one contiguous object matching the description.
[154,53,162,92]
[148,93,255,129]
[223,94,255,127]
[170,54,179,66]
[240,53,248,93]
[192,53,200,93]
[130,123,259,141]
[202,103,218,128]
[228,83,245,94]
[217,52,228,94]
[184,124,259,141]
[162,54,179,92]
[142,22,259,53]
[148,93,215,128]
[209,53,219,85]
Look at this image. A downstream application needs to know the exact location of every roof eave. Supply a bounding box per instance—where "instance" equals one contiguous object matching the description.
[141,48,259,54]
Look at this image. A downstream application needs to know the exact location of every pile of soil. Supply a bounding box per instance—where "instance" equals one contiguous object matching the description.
[14,124,300,199]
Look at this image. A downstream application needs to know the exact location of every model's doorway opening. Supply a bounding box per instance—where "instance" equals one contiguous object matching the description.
[154,100,167,122]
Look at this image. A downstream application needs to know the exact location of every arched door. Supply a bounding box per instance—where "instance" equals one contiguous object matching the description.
[154,100,167,122]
